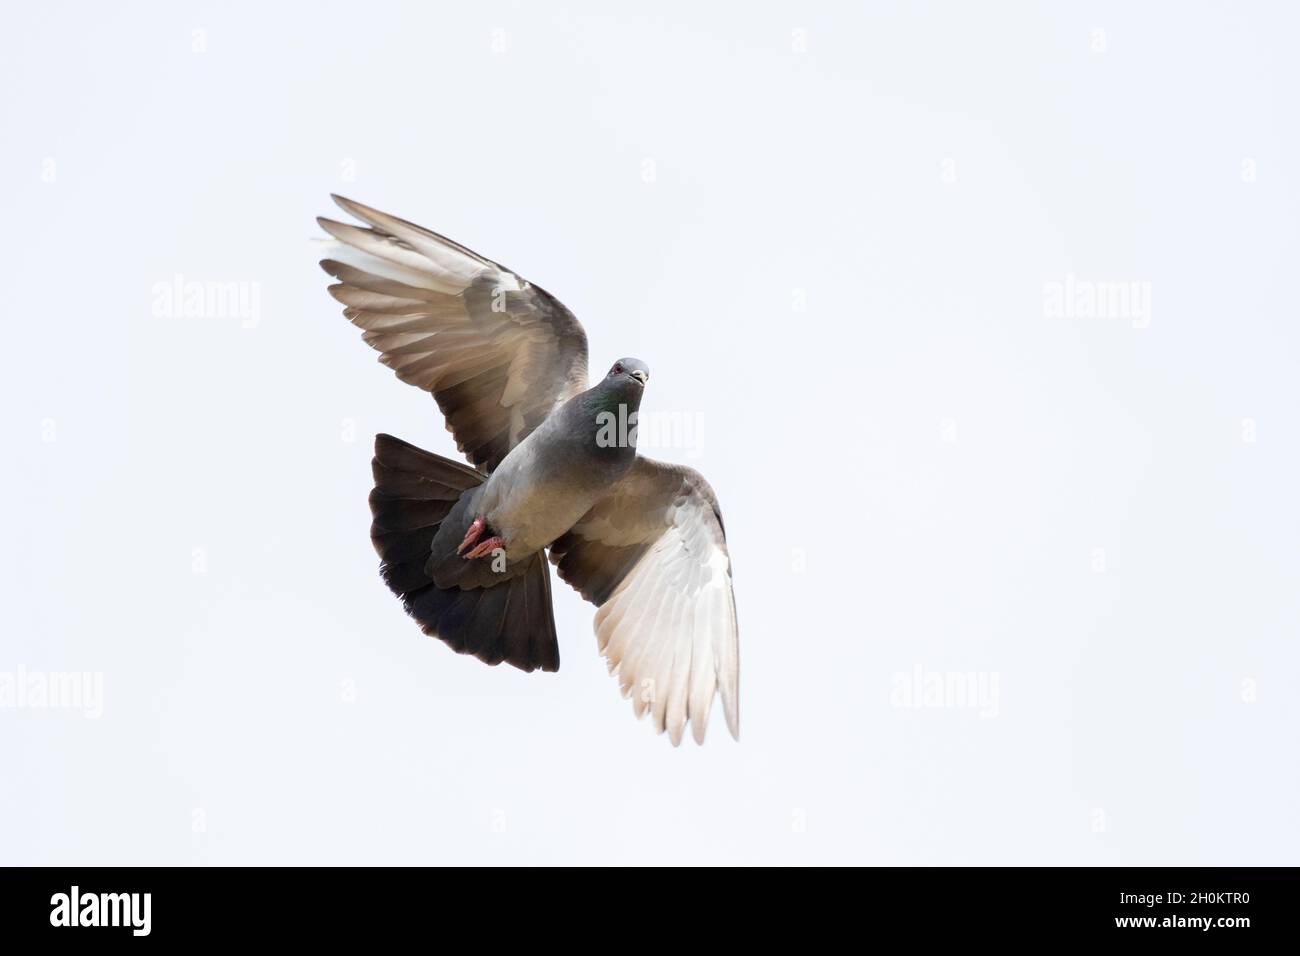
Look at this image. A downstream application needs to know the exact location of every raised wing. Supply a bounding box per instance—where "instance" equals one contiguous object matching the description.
[549,457,739,745]
[318,195,588,473]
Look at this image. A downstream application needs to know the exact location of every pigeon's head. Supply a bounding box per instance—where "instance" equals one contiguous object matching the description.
[606,357,650,389]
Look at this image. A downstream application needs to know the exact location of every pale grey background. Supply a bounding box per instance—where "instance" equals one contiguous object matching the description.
[2,1,1297,865]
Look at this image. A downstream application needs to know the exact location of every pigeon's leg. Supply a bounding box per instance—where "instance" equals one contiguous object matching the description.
[464,536,507,560]
[457,515,487,555]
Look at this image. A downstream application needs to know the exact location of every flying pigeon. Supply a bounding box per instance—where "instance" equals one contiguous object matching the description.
[316,196,739,745]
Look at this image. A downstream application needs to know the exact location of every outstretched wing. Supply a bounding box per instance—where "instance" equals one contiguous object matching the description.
[318,195,589,473]
[549,457,739,746]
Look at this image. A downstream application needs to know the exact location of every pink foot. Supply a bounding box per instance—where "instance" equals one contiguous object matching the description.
[464,536,506,560]
[457,515,487,554]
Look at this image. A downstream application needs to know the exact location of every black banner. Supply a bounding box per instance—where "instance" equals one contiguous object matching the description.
[0,867,1292,943]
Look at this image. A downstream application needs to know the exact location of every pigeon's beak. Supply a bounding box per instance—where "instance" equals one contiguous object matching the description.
[630,370,648,387]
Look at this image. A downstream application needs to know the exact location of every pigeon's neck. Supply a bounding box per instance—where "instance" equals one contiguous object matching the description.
[586,382,642,417]
[571,380,644,457]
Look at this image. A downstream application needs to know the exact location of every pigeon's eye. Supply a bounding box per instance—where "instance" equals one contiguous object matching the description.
[613,364,623,374]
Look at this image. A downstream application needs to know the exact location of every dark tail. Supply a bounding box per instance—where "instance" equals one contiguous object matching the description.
[368,434,560,673]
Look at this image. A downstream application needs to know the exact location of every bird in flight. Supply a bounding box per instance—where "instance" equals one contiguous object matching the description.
[317,196,739,745]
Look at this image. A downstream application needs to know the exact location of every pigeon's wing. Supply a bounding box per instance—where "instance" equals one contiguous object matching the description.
[549,457,739,746]
[318,195,589,473]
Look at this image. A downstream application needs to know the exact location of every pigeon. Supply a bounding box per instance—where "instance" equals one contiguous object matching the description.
[317,196,739,745]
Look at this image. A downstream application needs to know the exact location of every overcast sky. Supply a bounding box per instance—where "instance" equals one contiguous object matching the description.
[3,1,1298,864]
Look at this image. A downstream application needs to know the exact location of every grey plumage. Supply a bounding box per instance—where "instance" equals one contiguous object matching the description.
[320,195,739,745]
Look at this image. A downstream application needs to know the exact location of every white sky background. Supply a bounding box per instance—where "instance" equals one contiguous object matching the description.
[2,1,1298,865]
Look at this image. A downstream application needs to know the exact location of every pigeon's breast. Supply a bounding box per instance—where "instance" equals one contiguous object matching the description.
[484,459,612,556]
[480,416,631,556]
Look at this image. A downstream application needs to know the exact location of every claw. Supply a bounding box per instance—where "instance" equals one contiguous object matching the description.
[457,515,487,554]
[464,536,507,560]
